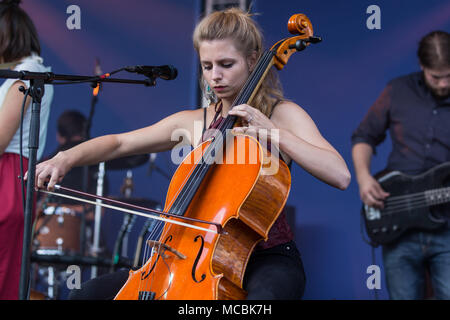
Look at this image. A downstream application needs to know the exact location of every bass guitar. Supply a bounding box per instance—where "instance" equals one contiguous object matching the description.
[362,162,450,246]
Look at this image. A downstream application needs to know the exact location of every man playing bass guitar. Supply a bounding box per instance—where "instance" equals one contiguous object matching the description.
[351,31,450,300]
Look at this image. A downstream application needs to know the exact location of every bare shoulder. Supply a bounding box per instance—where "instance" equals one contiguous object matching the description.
[154,107,204,134]
[173,107,204,128]
[270,100,315,128]
[269,100,337,152]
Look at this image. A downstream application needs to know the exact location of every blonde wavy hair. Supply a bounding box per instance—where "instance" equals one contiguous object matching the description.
[193,7,285,117]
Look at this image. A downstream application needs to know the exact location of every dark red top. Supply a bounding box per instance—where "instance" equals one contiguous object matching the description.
[201,103,294,249]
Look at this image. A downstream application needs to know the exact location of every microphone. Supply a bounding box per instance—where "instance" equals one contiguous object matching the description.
[125,65,177,80]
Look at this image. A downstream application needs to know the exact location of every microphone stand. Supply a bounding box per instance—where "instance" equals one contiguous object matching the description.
[20,76,44,301]
[80,82,99,258]
[0,69,156,300]
[110,171,135,273]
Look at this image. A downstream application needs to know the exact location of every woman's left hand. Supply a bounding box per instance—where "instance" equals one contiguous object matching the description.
[228,104,277,139]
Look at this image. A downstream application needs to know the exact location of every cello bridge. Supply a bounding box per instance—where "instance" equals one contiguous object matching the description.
[147,240,186,260]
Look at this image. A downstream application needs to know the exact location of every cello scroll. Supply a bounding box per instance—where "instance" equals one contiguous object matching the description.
[272,14,322,70]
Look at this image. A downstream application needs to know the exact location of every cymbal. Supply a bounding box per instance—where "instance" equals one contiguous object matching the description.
[105,154,149,170]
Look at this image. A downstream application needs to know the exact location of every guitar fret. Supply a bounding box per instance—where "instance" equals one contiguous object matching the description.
[425,187,450,205]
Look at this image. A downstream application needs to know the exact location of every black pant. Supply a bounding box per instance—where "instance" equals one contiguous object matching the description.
[69,241,306,300]
[244,241,306,300]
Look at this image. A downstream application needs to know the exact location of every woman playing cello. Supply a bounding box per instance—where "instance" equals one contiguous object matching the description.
[32,8,350,300]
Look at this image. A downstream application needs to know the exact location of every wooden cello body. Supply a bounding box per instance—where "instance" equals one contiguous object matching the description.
[115,136,290,299]
[114,13,319,300]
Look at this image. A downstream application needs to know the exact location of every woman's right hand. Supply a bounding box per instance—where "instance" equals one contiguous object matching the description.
[25,151,72,191]
[357,173,390,209]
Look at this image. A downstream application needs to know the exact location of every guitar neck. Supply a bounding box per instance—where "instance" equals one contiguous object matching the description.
[425,186,450,206]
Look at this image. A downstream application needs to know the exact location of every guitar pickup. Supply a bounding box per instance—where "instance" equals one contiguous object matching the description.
[365,205,381,220]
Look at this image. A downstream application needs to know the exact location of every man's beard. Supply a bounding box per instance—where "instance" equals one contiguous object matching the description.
[425,79,449,99]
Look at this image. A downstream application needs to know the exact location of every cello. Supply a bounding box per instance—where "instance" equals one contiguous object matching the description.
[113,13,321,300]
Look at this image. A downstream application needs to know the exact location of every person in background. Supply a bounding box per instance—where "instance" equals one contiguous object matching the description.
[352,31,450,299]
[46,110,99,196]
[0,0,53,299]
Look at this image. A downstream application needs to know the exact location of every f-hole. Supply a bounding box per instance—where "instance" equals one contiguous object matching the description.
[191,235,206,283]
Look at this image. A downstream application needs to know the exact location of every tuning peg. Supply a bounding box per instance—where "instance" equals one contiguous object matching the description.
[307,36,322,44]
[289,40,307,51]
[289,36,323,52]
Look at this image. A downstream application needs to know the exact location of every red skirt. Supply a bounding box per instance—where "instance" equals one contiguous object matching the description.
[0,153,33,300]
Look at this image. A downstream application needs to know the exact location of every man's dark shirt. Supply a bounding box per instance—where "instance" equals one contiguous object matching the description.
[351,72,450,176]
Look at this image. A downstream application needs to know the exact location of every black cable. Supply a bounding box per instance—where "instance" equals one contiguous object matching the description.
[360,209,375,246]
[19,87,30,212]
[371,245,379,300]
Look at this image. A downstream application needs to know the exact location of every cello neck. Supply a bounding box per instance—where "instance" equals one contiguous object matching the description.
[218,49,275,133]
[168,49,276,217]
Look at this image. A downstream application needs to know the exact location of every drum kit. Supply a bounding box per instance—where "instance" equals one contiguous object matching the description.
[30,154,163,299]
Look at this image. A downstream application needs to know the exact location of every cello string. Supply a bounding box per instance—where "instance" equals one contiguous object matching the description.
[173,50,273,208]
[140,220,157,296]
[144,220,164,262]
[170,50,273,216]
[42,190,203,297]
[140,219,174,297]
[138,222,154,295]
[143,222,168,291]
[137,141,232,296]
[161,151,205,215]
[134,51,274,298]
[140,219,164,294]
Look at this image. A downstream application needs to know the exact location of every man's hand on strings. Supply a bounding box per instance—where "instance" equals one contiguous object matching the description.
[358,173,390,209]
